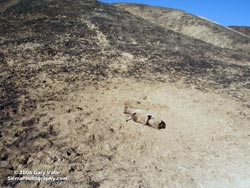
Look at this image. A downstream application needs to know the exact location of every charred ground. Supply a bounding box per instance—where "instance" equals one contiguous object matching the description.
[0,0,250,187]
[114,3,250,53]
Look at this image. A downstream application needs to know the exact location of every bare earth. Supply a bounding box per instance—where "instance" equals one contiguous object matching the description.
[3,76,249,188]
[0,1,250,188]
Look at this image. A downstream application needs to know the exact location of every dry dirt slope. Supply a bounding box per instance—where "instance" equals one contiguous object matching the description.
[0,0,250,188]
[114,3,250,53]
[229,26,250,36]
[3,77,250,188]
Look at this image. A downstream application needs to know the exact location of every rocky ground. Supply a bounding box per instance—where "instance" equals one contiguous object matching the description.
[0,0,250,187]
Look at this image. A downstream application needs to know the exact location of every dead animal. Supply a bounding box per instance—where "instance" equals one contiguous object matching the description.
[124,106,166,129]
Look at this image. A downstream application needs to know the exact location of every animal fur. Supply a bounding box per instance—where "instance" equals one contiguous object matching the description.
[124,106,166,129]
